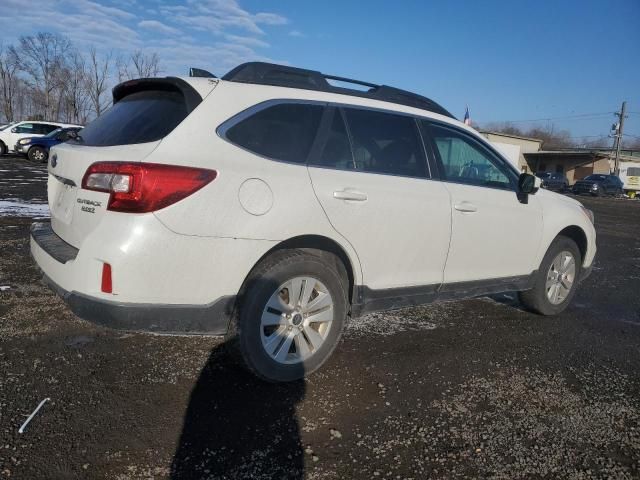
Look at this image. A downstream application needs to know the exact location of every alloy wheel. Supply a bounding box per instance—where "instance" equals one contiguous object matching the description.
[260,276,334,364]
[545,251,576,305]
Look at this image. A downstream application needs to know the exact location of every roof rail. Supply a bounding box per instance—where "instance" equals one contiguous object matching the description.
[222,62,454,119]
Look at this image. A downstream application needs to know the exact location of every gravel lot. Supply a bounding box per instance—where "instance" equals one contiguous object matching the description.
[1,154,640,479]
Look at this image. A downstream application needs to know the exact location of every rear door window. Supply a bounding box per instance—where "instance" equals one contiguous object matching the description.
[312,108,354,170]
[224,103,323,164]
[340,108,428,178]
[78,90,190,146]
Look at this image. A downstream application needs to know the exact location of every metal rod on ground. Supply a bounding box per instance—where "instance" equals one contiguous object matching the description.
[18,398,50,434]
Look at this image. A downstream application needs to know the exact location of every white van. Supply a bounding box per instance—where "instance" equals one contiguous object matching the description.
[619,161,640,199]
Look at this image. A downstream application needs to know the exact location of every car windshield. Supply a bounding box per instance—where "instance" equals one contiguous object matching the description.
[584,175,606,181]
[45,128,63,138]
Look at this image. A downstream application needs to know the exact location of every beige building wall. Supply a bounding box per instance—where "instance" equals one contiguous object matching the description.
[480,131,543,173]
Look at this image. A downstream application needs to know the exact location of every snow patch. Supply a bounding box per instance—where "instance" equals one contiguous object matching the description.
[0,200,50,218]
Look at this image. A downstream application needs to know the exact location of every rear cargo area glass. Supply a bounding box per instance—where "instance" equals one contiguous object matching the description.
[78,90,188,146]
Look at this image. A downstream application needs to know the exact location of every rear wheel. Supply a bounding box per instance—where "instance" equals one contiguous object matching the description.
[0,141,6,156]
[28,146,48,163]
[231,249,348,382]
[519,236,581,315]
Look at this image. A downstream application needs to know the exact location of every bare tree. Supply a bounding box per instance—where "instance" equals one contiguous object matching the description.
[117,50,161,81]
[61,50,91,124]
[0,44,21,122]
[86,46,112,117]
[484,122,575,149]
[10,32,72,120]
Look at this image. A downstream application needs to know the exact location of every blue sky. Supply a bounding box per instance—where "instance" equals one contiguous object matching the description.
[2,0,639,142]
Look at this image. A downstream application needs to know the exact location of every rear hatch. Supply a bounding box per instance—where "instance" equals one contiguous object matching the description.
[48,77,213,248]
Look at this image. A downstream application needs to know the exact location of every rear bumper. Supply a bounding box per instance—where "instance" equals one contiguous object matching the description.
[30,221,234,334]
[41,272,234,334]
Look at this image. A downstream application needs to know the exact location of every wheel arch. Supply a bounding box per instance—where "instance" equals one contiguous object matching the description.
[555,225,588,263]
[239,234,359,306]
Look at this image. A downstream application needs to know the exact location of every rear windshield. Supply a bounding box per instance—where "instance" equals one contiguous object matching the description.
[628,167,640,176]
[77,90,188,146]
[585,175,606,181]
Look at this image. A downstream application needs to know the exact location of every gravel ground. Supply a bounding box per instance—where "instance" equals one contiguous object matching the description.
[1,155,640,479]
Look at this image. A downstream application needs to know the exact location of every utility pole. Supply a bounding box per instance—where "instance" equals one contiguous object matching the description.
[613,101,627,175]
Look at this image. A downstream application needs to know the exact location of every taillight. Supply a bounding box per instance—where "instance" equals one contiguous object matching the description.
[81,162,217,213]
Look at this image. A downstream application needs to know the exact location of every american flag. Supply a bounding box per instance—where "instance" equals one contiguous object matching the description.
[463,105,471,126]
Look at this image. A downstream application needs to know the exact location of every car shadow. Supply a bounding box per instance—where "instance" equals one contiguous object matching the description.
[170,341,306,479]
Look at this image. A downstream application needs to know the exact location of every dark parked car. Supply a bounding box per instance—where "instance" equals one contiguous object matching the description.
[15,127,82,162]
[536,172,569,192]
[572,174,623,197]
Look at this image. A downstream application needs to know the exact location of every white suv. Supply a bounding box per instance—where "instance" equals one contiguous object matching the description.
[0,120,81,155]
[31,63,596,382]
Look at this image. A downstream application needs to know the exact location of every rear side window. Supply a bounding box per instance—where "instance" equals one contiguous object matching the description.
[225,103,323,163]
[341,108,427,178]
[78,90,189,146]
[15,123,35,134]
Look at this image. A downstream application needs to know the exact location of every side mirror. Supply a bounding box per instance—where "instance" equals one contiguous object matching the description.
[10,127,17,133]
[517,173,540,204]
[66,131,78,140]
[518,173,540,194]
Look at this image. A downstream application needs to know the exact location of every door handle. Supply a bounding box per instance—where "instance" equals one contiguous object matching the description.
[454,202,478,213]
[333,190,368,201]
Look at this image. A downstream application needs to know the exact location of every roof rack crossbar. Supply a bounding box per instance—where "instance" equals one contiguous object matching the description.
[221,62,454,119]
[324,74,379,89]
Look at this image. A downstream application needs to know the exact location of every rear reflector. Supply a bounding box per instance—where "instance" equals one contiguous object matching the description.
[101,263,112,293]
[82,162,217,213]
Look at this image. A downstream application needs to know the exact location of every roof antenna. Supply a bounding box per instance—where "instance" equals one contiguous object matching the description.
[189,67,217,78]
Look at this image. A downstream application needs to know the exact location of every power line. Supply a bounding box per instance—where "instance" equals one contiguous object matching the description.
[484,111,614,124]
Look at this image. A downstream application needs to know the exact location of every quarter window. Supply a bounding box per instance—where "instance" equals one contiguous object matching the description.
[426,122,513,189]
[225,103,323,164]
[342,108,428,178]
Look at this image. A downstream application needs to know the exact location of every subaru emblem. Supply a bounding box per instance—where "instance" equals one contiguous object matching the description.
[51,154,57,168]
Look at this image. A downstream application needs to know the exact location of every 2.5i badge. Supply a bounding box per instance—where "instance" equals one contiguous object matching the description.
[77,198,102,214]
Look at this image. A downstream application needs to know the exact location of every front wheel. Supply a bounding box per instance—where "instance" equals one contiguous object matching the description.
[28,146,48,163]
[231,249,349,382]
[0,142,6,156]
[519,236,582,315]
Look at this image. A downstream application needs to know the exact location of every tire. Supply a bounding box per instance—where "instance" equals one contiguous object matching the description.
[28,146,48,163]
[230,248,349,382]
[0,141,6,156]
[519,236,582,316]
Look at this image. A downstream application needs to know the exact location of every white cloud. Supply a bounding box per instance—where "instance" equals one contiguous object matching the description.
[254,12,288,26]
[138,20,180,36]
[0,0,292,78]
[224,34,270,48]
[288,30,305,38]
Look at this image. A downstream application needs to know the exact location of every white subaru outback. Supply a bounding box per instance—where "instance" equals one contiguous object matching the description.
[31,62,596,382]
